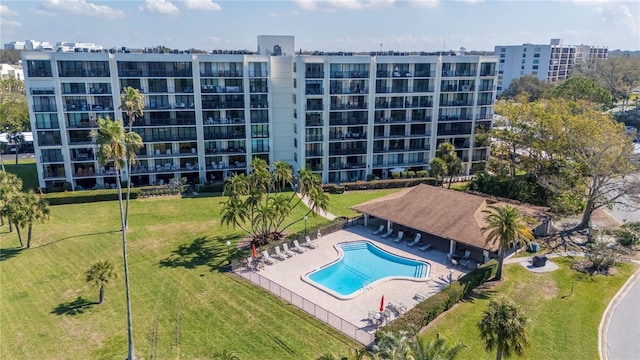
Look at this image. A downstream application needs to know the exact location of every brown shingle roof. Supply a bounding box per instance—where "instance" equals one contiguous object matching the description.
[351,184,544,251]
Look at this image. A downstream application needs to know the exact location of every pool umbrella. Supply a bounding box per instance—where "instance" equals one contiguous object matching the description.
[252,244,257,259]
[379,295,385,312]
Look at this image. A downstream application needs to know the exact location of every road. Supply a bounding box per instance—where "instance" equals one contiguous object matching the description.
[606,272,640,360]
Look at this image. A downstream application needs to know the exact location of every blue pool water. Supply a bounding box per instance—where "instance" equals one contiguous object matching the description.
[304,241,430,299]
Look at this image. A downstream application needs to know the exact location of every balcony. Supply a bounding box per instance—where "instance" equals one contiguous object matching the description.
[305,71,324,79]
[440,100,474,107]
[329,162,366,170]
[202,101,245,109]
[330,103,367,110]
[413,70,436,78]
[328,118,368,126]
[329,132,367,141]
[329,146,366,155]
[305,88,324,95]
[248,71,268,77]
[200,85,244,93]
[438,115,474,121]
[33,104,57,112]
[305,135,324,142]
[200,70,243,77]
[306,150,323,157]
[330,71,370,78]
[306,104,324,111]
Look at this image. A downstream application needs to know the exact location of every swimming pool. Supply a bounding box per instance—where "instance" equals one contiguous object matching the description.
[302,241,430,299]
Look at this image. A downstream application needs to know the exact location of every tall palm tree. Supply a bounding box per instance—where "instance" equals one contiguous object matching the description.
[435,142,462,189]
[11,190,50,248]
[91,116,138,360]
[413,333,466,360]
[5,192,27,247]
[0,172,22,229]
[477,297,530,360]
[86,260,118,304]
[481,205,534,280]
[119,86,145,229]
[372,331,413,360]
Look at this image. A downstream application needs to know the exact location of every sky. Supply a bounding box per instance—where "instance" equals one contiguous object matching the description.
[0,0,638,52]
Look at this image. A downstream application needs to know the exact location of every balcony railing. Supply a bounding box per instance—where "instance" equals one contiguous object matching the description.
[306,88,324,95]
[438,115,474,121]
[440,100,475,107]
[33,104,57,112]
[200,70,243,77]
[328,118,368,126]
[329,146,367,155]
[305,150,323,157]
[330,103,367,110]
[305,71,324,79]
[330,71,370,78]
[305,135,324,142]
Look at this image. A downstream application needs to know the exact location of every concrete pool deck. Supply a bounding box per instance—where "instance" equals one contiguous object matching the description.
[237,225,469,332]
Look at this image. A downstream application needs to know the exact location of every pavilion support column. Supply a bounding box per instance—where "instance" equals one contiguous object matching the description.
[449,239,456,255]
[364,214,369,227]
[387,220,393,231]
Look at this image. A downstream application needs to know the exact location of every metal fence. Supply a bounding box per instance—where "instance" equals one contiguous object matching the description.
[233,267,375,346]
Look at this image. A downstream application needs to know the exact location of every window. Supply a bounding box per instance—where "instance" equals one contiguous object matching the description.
[533,65,539,70]
[251,124,269,138]
[522,53,526,57]
[534,53,540,58]
[533,59,539,64]
[500,54,505,58]
[500,48,506,52]
[27,60,53,77]
[521,65,525,70]
[35,113,59,129]
[532,71,538,76]
[500,59,505,63]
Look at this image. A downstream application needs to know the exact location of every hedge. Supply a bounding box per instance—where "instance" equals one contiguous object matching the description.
[377,259,498,335]
[322,178,440,193]
[43,188,141,205]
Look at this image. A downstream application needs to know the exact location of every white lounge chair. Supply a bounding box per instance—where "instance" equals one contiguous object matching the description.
[380,228,393,238]
[415,292,428,302]
[372,225,385,235]
[463,250,471,260]
[407,233,421,247]
[393,231,404,243]
[388,301,407,314]
[262,250,276,264]
[291,240,307,253]
[282,243,296,257]
[419,243,432,252]
[303,235,319,249]
[273,245,289,259]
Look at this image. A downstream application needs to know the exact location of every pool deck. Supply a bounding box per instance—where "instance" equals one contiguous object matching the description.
[237,225,469,332]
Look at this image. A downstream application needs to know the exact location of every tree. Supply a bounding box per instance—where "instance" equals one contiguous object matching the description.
[85,260,118,304]
[429,157,447,186]
[573,56,640,104]
[91,116,141,360]
[212,350,240,360]
[7,190,50,248]
[220,158,328,246]
[0,49,22,65]
[499,75,551,102]
[477,297,530,360]
[435,142,462,189]
[119,86,145,229]
[492,98,638,227]
[372,330,413,359]
[548,77,612,106]
[481,205,534,281]
[0,172,23,230]
[411,333,466,360]
[0,99,30,164]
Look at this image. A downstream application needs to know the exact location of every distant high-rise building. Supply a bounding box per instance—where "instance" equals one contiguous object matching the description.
[494,39,607,93]
[4,40,102,52]
[22,35,497,191]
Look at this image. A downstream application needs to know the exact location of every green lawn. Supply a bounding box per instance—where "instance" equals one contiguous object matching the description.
[0,196,357,360]
[327,188,403,218]
[420,258,637,360]
[4,158,38,191]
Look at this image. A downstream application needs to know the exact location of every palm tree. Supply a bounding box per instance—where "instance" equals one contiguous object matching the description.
[372,331,413,360]
[0,172,22,229]
[5,192,27,247]
[435,142,462,189]
[413,333,466,360]
[119,86,144,229]
[477,297,530,360]
[91,116,138,360]
[85,260,118,304]
[481,205,534,280]
[9,190,50,248]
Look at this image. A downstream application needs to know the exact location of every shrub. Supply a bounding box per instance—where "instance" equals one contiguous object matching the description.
[584,238,617,273]
[62,181,73,192]
[198,183,225,193]
[407,171,416,178]
[391,172,400,179]
[416,170,428,178]
[616,222,640,247]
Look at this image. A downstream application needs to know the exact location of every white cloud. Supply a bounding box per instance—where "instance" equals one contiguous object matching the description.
[139,0,180,15]
[294,0,438,11]
[0,18,21,27]
[182,0,221,11]
[0,4,18,16]
[38,0,125,19]
[267,10,299,17]
[575,1,640,38]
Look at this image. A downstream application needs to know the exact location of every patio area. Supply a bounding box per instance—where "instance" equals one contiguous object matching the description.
[235,225,469,333]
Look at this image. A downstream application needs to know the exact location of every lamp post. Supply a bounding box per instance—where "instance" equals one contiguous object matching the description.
[226,240,231,265]
[304,215,308,237]
[449,269,453,288]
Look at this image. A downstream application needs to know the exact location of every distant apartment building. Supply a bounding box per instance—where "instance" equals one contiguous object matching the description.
[5,40,102,52]
[0,63,24,80]
[495,39,607,93]
[22,36,497,191]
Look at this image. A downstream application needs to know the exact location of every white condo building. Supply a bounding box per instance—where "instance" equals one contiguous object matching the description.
[22,36,497,191]
[495,38,607,93]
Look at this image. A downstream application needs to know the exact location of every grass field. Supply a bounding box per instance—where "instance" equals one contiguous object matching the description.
[4,157,38,191]
[420,257,637,360]
[0,195,359,360]
[327,189,403,218]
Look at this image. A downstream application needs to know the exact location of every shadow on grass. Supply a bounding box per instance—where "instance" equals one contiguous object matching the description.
[159,234,243,272]
[0,247,24,262]
[51,296,95,316]
[34,230,121,249]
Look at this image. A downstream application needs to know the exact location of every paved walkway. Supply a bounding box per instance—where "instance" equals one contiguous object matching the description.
[297,193,337,220]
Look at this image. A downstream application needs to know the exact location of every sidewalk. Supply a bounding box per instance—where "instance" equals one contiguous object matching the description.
[297,193,337,220]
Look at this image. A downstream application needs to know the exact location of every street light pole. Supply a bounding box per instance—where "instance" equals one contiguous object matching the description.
[226,240,231,265]
[304,215,308,237]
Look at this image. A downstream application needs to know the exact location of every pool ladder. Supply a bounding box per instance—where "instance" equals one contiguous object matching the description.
[362,280,374,291]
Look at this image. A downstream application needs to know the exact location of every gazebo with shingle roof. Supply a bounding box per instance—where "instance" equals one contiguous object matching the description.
[351,184,547,262]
